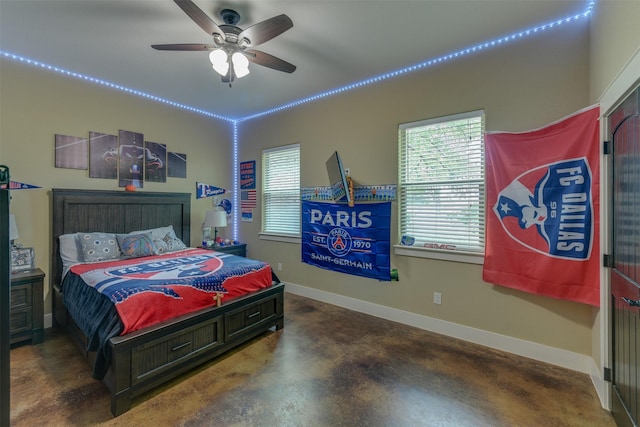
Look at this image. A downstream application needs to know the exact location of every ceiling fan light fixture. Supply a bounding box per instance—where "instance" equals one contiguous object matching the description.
[231,52,250,78]
[209,49,229,76]
[152,2,295,83]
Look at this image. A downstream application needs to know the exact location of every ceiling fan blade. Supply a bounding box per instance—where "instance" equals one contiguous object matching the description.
[238,14,293,47]
[174,0,223,37]
[151,43,215,51]
[245,49,296,73]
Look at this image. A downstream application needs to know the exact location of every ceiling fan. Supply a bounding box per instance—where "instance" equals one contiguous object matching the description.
[152,0,296,86]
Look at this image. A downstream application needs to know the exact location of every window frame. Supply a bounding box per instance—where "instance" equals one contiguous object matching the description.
[396,110,485,264]
[260,143,301,242]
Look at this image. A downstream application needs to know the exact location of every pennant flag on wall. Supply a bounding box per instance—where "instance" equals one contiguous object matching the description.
[302,200,391,281]
[0,180,41,190]
[196,182,226,199]
[483,105,600,306]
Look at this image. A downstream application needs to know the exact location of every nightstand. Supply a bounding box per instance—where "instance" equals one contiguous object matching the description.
[203,243,246,257]
[10,268,45,345]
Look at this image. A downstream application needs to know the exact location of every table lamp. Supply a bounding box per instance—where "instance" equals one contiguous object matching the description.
[203,210,227,246]
[9,213,19,248]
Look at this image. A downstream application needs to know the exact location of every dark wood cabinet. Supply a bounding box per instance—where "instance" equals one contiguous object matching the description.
[203,243,246,257]
[10,268,45,345]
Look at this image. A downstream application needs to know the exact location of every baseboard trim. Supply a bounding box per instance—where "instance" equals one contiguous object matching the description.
[44,313,52,329]
[284,282,595,375]
[589,357,610,411]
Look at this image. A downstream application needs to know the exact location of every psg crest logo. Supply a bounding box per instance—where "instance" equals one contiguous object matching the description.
[327,228,352,257]
[494,157,593,260]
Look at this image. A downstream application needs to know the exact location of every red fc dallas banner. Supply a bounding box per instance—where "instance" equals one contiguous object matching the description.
[483,105,600,306]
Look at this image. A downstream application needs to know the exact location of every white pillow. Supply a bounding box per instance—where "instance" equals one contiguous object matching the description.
[59,233,82,267]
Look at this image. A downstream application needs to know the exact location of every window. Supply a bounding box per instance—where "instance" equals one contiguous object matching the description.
[262,143,300,236]
[398,110,485,254]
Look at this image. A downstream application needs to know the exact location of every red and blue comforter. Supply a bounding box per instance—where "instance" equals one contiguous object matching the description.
[70,248,273,335]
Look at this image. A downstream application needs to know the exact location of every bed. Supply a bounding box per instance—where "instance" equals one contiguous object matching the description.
[51,188,284,416]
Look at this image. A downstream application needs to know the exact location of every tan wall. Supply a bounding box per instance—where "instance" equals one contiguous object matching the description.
[0,60,233,318]
[239,23,597,355]
[589,0,640,103]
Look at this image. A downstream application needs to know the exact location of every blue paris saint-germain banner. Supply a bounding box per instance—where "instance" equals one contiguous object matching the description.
[302,200,391,281]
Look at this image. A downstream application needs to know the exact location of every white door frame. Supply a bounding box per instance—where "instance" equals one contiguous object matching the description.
[596,46,640,411]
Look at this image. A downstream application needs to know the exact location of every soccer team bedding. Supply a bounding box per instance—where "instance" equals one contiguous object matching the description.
[61,247,273,378]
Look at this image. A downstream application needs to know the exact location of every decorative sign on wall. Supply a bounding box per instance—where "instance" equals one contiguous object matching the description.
[240,160,257,221]
[302,184,396,202]
[240,160,256,189]
[118,130,144,188]
[301,187,334,201]
[196,182,226,199]
[240,190,256,209]
[483,105,600,306]
[0,180,41,190]
[168,152,187,178]
[144,141,167,183]
[55,134,88,170]
[301,200,391,281]
[54,128,187,184]
[89,131,118,179]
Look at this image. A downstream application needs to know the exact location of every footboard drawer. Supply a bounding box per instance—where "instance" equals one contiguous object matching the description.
[131,316,223,385]
[224,294,280,341]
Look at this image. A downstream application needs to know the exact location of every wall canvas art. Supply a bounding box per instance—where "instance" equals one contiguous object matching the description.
[118,130,144,188]
[55,134,88,170]
[168,152,187,178]
[144,141,167,183]
[89,131,118,179]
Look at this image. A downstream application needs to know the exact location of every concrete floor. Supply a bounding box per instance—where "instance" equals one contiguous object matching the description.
[11,292,614,426]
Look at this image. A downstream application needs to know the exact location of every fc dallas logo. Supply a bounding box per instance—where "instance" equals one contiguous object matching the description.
[109,255,223,280]
[494,157,593,260]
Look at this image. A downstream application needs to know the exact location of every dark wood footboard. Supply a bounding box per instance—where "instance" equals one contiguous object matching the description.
[106,282,284,416]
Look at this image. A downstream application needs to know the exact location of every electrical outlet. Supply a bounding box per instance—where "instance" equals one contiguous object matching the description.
[344,167,350,177]
[433,292,442,305]
[277,262,283,271]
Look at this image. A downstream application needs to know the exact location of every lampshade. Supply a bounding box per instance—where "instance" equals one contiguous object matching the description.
[231,52,250,78]
[9,213,19,241]
[203,210,227,228]
[209,49,229,76]
[209,49,250,79]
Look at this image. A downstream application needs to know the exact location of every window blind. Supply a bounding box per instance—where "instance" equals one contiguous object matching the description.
[399,110,485,253]
[262,143,300,235]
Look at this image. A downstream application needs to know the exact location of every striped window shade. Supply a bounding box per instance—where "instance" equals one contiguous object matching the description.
[398,110,485,253]
[262,143,301,236]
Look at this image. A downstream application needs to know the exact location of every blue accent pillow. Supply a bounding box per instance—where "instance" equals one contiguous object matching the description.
[117,232,158,258]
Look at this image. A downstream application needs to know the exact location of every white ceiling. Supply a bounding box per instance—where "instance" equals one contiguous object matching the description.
[0,0,588,120]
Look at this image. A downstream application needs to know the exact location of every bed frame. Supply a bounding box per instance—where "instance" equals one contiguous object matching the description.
[51,188,284,416]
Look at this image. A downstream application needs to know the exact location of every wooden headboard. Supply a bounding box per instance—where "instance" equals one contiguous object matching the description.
[51,188,191,287]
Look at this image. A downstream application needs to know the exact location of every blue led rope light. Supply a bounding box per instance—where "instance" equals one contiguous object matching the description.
[1,1,594,122]
[240,1,595,122]
[232,121,239,240]
[0,51,233,123]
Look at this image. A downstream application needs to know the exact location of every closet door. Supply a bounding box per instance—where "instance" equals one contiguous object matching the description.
[610,86,640,427]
